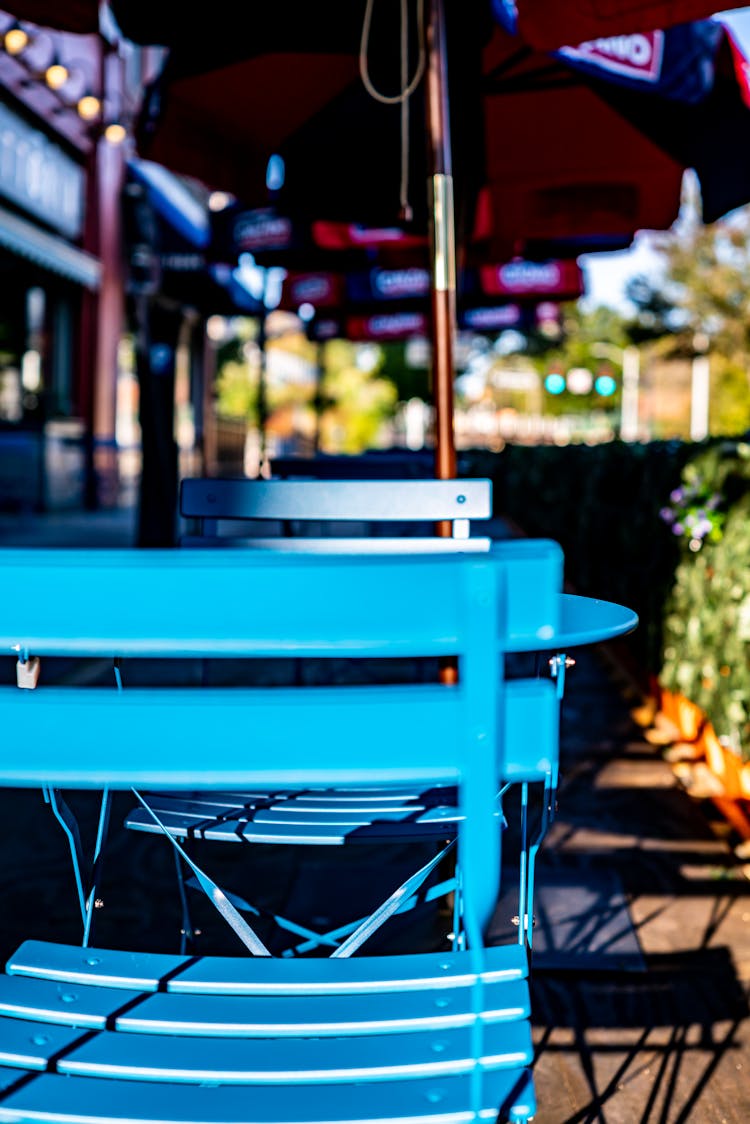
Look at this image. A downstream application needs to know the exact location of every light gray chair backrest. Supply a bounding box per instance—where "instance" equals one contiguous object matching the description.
[179,477,493,552]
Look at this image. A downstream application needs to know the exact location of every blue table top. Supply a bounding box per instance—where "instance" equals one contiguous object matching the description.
[556,593,638,648]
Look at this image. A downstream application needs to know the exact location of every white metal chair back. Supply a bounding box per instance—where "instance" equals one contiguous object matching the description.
[179,477,493,551]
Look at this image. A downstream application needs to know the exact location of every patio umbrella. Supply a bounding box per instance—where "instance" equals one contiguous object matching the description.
[120,6,750,481]
[277,255,582,319]
[274,253,575,458]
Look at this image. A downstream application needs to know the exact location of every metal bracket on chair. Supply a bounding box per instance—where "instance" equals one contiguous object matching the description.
[549,653,575,699]
[15,648,41,690]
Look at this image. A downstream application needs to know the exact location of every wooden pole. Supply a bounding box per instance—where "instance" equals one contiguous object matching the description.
[425,0,457,487]
[426,0,459,687]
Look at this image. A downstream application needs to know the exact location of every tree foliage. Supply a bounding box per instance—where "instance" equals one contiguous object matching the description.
[624,178,750,435]
[213,320,398,453]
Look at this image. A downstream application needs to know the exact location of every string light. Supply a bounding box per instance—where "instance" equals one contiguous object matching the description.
[208,191,234,212]
[4,27,29,55]
[44,63,68,90]
[103,122,126,144]
[77,94,101,120]
[2,24,117,138]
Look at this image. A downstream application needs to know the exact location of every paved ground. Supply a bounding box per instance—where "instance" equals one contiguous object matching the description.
[0,503,748,1122]
[529,646,750,1124]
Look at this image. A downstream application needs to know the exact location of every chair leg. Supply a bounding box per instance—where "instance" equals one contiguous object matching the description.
[173,849,196,955]
[83,789,112,948]
[45,787,88,936]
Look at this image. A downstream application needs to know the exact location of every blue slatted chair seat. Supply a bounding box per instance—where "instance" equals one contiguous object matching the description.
[0,940,536,1123]
[124,786,461,844]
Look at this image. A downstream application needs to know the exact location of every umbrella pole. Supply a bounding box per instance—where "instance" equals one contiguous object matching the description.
[426,0,457,486]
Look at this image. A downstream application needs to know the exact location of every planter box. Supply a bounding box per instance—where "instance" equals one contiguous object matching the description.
[661,678,750,840]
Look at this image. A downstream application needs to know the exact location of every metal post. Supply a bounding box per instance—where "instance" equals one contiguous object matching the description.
[256,307,268,475]
[690,332,710,442]
[620,345,640,442]
[312,340,325,455]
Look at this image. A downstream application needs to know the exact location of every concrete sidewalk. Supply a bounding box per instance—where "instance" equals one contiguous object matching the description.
[530,646,750,1123]
[0,504,138,547]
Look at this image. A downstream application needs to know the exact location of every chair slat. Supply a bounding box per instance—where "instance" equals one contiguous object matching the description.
[237,816,461,845]
[0,1067,537,1123]
[180,536,493,553]
[7,944,191,992]
[121,678,556,846]
[0,543,564,657]
[0,976,144,1030]
[115,979,529,1037]
[8,943,527,997]
[0,1018,88,1070]
[180,479,492,523]
[58,1018,533,1083]
[0,685,464,790]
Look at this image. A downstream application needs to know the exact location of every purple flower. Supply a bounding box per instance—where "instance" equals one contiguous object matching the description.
[672,522,684,536]
[670,488,684,503]
[660,507,675,523]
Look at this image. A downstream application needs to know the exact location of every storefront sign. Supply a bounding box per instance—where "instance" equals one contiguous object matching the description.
[461,304,522,331]
[232,208,294,252]
[347,266,430,304]
[280,272,344,309]
[348,312,428,340]
[479,259,583,299]
[0,103,84,239]
[558,31,665,83]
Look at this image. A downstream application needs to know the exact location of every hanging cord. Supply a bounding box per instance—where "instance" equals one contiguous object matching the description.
[360,0,426,221]
[400,0,413,221]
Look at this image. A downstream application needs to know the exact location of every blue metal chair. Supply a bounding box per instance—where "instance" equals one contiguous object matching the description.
[124,478,601,955]
[127,477,498,955]
[0,545,637,1123]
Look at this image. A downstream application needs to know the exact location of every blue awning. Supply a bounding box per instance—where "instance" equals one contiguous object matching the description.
[127,158,210,249]
[0,202,100,289]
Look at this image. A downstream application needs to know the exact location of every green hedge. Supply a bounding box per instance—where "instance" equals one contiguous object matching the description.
[659,441,750,760]
[463,438,750,761]
[461,441,697,675]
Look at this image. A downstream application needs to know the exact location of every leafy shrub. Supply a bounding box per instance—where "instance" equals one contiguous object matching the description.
[660,441,750,760]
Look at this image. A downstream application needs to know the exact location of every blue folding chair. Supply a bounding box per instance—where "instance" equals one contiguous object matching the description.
[0,545,636,1122]
[126,476,572,957]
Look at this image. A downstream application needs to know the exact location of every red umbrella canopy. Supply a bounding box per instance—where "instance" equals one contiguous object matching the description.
[499,0,747,52]
[1,1,100,33]
[7,0,750,47]
[125,10,750,245]
[14,1,747,257]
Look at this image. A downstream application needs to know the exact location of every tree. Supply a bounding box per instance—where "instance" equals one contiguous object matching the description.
[624,176,750,435]
[316,340,398,453]
[214,321,399,454]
